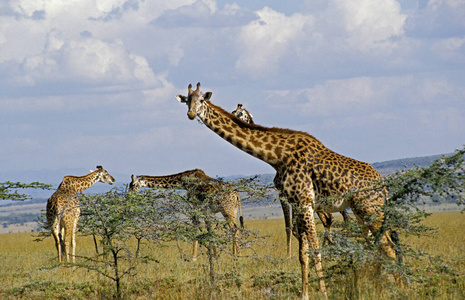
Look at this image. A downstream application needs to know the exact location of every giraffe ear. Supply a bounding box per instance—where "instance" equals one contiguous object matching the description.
[176,95,187,103]
[204,92,212,100]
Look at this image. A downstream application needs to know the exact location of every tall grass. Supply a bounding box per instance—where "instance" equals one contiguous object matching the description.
[0,212,464,299]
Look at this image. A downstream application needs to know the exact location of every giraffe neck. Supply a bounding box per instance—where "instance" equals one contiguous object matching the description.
[199,101,324,170]
[58,171,100,194]
[142,169,211,189]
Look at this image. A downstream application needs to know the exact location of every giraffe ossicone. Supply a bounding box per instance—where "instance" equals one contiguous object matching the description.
[176,82,398,300]
[46,165,115,263]
[232,103,254,125]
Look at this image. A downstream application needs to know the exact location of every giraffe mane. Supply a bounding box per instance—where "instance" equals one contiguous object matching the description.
[208,101,322,142]
[139,169,210,181]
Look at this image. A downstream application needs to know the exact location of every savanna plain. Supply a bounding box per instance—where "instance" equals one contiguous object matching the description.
[0,211,464,299]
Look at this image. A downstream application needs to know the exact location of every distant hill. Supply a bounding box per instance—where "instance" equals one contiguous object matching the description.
[225,153,447,182]
[0,153,447,199]
[0,152,457,233]
[372,154,447,176]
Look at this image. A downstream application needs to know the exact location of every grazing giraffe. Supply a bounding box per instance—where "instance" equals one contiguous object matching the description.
[176,83,397,299]
[231,103,350,255]
[128,169,243,261]
[46,166,115,263]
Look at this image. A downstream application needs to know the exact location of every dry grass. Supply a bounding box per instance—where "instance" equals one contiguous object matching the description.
[0,211,464,299]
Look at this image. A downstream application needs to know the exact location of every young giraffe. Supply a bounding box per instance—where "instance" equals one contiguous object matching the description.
[46,166,115,263]
[128,169,243,261]
[231,103,350,255]
[176,83,397,299]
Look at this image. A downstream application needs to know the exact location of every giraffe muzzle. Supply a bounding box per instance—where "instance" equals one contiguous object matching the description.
[188,111,196,120]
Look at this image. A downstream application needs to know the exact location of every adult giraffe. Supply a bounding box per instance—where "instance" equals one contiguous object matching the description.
[176,83,396,299]
[232,103,351,254]
[46,166,115,263]
[128,169,243,260]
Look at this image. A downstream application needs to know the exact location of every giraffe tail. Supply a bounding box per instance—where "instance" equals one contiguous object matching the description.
[238,194,244,229]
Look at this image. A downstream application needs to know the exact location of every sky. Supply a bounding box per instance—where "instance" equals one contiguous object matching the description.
[1,0,464,184]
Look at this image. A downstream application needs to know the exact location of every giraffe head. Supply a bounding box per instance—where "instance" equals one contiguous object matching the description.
[175,82,212,120]
[94,165,115,185]
[231,103,254,124]
[129,175,146,192]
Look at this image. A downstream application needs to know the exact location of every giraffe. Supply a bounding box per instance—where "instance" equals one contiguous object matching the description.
[176,83,397,299]
[231,103,350,254]
[46,166,115,263]
[231,103,254,125]
[128,169,243,261]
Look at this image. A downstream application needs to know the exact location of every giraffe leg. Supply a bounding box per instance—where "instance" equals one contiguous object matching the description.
[317,211,334,245]
[280,198,292,258]
[60,226,66,261]
[63,225,72,262]
[341,209,350,223]
[296,205,327,300]
[51,222,62,262]
[71,218,79,264]
[224,215,239,256]
[230,221,239,256]
[191,215,201,261]
[192,240,199,261]
[224,200,239,257]
[351,196,399,278]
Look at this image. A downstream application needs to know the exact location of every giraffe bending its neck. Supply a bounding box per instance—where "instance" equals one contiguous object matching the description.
[129,169,242,260]
[232,103,350,255]
[46,166,115,263]
[176,83,397,299]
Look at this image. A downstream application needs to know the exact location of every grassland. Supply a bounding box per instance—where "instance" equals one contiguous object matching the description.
[0,211,464,299]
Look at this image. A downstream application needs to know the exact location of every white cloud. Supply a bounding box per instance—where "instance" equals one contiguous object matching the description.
[234,1,408,80]
[235,7,313,78]
[0,0,199,71]
[152,0,255,28]
[13,31,159,90]
[8,0,46,17]
[0,1,464,175]
[265,74,465,125]
[1,71,175,113]
[407,0,465,38]
[431,37,465,63]
[266,77,390,117]
[330,0,406,50]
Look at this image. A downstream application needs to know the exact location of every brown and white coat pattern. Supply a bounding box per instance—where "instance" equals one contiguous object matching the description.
[176,83,396,299]
[46,166,115,263]
[129,168,242,260]
[232,102,351,254]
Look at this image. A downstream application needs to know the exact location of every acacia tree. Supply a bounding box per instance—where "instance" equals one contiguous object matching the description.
[73,176,271,298]
[319,147,465,297]
[77,187,166,299]
[137,176,269,285]
[0,181,52,201]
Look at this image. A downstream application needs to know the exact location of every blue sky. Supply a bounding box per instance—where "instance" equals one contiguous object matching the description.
[1,0,464,182]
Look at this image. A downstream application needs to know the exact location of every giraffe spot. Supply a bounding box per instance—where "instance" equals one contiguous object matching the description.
[236,131,246,140]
